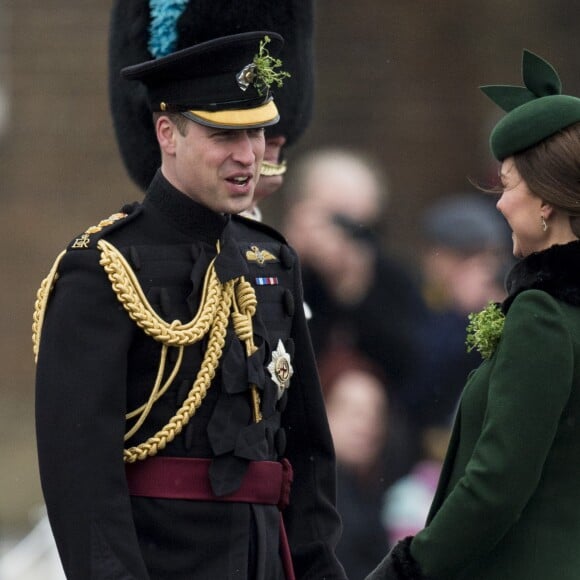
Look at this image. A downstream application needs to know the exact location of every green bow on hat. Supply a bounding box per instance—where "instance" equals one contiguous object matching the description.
[481,50,580,160]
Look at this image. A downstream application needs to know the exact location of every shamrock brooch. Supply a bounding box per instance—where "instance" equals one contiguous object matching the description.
[466,301,505,359]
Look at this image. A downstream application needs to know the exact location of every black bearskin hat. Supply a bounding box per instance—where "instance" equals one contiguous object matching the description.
[108,0,314,191]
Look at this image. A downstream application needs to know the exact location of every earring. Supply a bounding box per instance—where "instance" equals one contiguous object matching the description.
[541,216,548,232]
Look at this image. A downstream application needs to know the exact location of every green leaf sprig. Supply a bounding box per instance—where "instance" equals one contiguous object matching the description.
[466,301,505,359]
[252,35,291,96]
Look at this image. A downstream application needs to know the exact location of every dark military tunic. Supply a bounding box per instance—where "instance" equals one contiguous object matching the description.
[35,171,346,580]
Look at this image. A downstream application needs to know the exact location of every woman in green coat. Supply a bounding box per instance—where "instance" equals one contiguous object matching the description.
[366,50,580,580]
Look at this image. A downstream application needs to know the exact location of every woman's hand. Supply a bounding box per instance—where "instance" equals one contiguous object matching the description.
[365,537,430,580]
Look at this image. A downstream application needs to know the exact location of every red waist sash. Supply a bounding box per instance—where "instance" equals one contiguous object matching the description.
[125,456,295,579]
[126,456,292,509]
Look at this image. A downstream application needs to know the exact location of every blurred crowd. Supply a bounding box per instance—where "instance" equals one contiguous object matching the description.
[281,147,513,580]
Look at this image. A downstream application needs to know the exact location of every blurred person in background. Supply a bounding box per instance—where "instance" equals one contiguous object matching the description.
[377,193,509,566]
[380,420,451,549]
[407,193,512,429]
[282,148,427,411]
[366,49,580,580]
[320,347,416,580]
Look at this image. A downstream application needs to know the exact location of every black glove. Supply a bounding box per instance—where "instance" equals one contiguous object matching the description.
[364,537,430,580]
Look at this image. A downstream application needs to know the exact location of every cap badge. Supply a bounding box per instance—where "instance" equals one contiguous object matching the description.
[268,339,294,399]
[246,245,277,265]
[237,63,257,92]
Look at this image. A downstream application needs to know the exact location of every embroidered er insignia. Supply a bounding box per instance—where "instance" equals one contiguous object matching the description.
[246,245,277,265]
[71,233,91,249]
[71,212,128,249]
[268,340,294,400]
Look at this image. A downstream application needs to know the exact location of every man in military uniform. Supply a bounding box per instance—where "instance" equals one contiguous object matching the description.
[34,31,346,580]
[108,0,315,220]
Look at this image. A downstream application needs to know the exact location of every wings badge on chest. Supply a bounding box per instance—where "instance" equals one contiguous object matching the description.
[245,245,278,266]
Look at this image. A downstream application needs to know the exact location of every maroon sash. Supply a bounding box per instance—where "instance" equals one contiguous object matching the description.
[126,457,295,579]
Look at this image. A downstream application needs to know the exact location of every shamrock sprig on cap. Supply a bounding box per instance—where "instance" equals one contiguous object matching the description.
[252,35,291,96]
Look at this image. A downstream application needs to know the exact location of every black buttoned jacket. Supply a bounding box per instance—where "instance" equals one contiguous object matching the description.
[35,171,346,580]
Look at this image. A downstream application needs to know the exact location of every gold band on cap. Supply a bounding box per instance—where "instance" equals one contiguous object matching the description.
[184,100,279,129]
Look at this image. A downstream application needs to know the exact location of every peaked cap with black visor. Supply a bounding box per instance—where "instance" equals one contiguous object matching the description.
[121,31,284,130]
[109,0,314,191]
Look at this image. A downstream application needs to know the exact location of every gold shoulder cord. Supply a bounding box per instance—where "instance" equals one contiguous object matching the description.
[33,239,262,464]
[32,250,66,363]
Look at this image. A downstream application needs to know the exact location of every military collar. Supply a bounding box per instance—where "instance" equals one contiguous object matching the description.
[503,240,580,312]
[144,170,229,242]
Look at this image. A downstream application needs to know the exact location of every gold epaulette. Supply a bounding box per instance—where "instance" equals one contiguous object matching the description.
[32,212,132,361]
[68,212,129,250]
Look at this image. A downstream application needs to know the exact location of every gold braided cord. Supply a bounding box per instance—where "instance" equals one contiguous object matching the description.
[31,237,264,463]
[231,277,258,354]
[94,238,231,459]
[123,277,264,462]
[123,281,234,463]
[125,344,184,422]
[32,250,67,363]
[231,277,262,422]
[260,159,287,177]
[98,239,220,346]
[124,343,187,441]
[124,344,168,441]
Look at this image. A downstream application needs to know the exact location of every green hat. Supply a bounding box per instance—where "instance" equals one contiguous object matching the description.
[480,50,580,160]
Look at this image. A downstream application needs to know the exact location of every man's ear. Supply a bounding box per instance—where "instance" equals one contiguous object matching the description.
[156,115,177,155]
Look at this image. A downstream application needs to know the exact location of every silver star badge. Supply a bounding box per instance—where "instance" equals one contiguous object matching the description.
[268,340,294,400]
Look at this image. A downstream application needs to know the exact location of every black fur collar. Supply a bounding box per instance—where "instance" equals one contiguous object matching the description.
[503,240,580,312]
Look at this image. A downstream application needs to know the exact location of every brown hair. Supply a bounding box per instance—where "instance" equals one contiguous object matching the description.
[152,112,190,136]
[513,121,580,235]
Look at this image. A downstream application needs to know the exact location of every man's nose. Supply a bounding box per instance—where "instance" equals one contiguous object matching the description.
[232,132,256,165]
